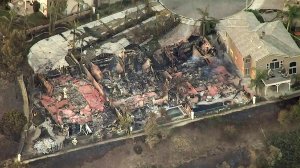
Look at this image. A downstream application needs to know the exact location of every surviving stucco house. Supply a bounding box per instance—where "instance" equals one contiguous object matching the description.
[36,0,93,16]
[217,11,300,95]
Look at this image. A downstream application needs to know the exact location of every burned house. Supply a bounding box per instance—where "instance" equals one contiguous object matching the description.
[30,33,251,154]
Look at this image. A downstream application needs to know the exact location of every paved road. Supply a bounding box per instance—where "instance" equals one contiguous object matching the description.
[160,0,247,19]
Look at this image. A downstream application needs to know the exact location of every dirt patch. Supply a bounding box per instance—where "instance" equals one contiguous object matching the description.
[0,134,19,161]
[0,79,23,118]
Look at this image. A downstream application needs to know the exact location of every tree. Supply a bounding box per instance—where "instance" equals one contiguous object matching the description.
[1,29,27,71]
[267,130,300,168]
[255,145,282,168]
[284,5,300,32]
[0,110,27,141]
[144,112,160,149]
[48,0,67,35]
[250,69,268,95]
[196,6,219,36]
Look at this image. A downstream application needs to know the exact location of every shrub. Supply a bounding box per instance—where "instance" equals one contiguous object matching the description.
[277,100,300,127]
[1,29,27,71]
[171,135,192,153]
[0,110,27,141]
[144,113,160,148]
[133,144,143,154]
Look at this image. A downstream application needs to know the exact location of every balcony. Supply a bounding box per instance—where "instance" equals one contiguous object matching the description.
[262,69,291,96]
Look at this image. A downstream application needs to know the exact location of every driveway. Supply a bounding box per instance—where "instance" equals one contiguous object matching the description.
[160,0,247,19]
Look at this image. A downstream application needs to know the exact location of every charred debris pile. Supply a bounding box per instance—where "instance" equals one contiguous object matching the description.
[30,35,251,154]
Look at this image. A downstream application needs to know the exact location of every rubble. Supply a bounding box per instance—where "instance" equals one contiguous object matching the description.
[30,34,251,154]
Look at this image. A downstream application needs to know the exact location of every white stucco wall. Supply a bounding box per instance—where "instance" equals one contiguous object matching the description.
[65,0,93,15]
[37,0,48,16]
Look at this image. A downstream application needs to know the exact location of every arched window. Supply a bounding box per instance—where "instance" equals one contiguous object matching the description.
[289,62,297,74]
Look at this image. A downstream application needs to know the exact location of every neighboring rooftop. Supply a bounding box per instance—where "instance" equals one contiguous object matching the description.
[249,0,285,10]
[217,11,300,61]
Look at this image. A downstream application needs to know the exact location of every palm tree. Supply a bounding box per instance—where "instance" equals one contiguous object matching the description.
[250,69,268,95]
[116,108,133,135]
[196,5,219,36]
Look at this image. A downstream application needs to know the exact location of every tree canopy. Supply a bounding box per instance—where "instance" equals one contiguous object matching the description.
[250,69,268,95]
[0,110,27,141]
[268,129,300,168]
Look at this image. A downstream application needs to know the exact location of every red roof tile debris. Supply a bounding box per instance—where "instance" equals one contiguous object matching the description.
[40,76,106,125]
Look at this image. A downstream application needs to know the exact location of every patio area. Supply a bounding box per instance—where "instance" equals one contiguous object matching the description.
[262,69,292,97]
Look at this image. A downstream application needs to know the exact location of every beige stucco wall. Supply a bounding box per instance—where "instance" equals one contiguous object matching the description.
[39,0,94,17]
[255,54,300,76]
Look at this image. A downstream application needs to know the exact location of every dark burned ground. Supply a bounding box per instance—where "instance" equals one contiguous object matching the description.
[29,98,298,168]
[0,78,23,161]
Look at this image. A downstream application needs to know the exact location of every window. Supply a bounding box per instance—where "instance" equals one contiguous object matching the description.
[245,58,251,63]
[270,59,280,69]
[289,62,297,74]
[245,68,250,76]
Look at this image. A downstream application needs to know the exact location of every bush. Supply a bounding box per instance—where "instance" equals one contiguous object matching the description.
[0,110,27,141]
[171,135,192,152]
[0,159,27,168]
[277,100,300,127]
[268,130,300,168]
[133,144,143,154]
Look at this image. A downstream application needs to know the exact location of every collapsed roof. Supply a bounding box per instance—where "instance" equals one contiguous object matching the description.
[40,75,105,125]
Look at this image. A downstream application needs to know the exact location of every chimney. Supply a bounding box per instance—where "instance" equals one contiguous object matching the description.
[260,31,266,39]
